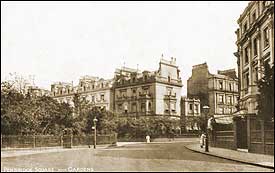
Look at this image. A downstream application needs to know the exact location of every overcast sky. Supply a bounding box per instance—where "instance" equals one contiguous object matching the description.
[1,1,248,95]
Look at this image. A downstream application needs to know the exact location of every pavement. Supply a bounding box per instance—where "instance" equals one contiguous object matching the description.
[185,143,274,169]
[1,145,110,158]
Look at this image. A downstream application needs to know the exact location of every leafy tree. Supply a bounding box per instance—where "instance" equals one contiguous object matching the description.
[256,61,274,121]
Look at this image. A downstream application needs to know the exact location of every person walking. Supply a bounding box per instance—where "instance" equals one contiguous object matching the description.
[200,132,206,148]
[146,135,150,143]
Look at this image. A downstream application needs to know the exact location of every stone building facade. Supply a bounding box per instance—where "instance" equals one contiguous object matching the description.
[27,86,51,97]
[113,57,183,119]
[180,97,201,131]
[187,63,239,119]
[51,76,114,111]
[234,1,274,114]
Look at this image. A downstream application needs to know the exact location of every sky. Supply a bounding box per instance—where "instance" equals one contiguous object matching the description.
[1,1,249,95]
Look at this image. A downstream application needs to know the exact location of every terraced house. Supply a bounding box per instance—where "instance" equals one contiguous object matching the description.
[113,56,183,119]
[234,1,274,115]
[50,76,114,111]
[187,63,239,122]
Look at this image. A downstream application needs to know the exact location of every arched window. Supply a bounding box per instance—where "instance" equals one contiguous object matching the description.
[148,102,152,111]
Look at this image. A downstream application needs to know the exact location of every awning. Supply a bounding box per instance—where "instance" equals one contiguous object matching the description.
[213,115,233,124]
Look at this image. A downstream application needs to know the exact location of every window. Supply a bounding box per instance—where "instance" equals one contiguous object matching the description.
[262,1,266,11]
[171,103,176,112]
[101,83,104,88]
[148,102,152,111]
[244,47,249,64]
[252,12,256,23]
[124,104,128,113]
[168,76,171,82]
[141,103,146,112]
[132,89,136,94]
[133,77,136,82]
[253,66,258,83]
[92,85,95,89]
[219,81,223,90]
[167,88,172,95]
[189,104,193,111]
[219,95,224,103]
[194,104,199,113]
[144,75,148,81]
[84,86,86,91]
[132,103,137,112]
[219,108,224,114]
[229,83,232,91]
[243,22,248,32]
[118,104,122,111]
[101,94,105,101]
[228,96,233,105]
[229,108,233,114]
[245,73,249,88]
[91,96,95,102]
[264,27,269,48]
[165,102,169,112]
[253,38,258,56]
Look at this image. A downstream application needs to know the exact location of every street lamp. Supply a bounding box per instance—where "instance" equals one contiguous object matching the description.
[93,117,98,149]
[202,105,210,152]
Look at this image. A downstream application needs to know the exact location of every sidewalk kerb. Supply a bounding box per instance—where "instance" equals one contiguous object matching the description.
[184,145,274,170]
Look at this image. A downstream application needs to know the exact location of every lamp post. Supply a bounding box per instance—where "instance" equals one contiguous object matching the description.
[202,105,210,152]
[93,117,98,149]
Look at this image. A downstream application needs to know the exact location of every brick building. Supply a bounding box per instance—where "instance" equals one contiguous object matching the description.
[187,63,239,121]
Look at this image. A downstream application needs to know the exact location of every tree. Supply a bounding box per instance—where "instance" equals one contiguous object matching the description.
[1,81,75,135]
[256,61,274,121]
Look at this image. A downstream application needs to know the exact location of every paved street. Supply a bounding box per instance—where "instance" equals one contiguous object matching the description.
[1,141,273,172]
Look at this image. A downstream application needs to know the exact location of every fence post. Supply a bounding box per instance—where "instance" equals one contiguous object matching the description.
[60,135,63,148]
[233,120,238,149]
[70,134,73,148]
[33,135,36,148]
[261,120,265,154]
[247,116,251,152]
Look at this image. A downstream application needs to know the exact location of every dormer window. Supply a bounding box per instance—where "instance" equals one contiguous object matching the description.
[144,75,147,81]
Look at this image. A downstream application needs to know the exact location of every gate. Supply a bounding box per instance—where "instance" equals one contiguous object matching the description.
[62,135,72,148]
[236,118,247,149]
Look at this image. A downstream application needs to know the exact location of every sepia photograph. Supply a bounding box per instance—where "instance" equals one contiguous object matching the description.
[1,1,274,172]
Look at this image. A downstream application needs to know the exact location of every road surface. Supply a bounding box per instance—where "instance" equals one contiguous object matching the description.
[1,141,273,172]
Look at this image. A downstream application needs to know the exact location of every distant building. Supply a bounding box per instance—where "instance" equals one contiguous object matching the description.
[27,86,51,97]
[180,97,201,132]
[234,1,274,115]
[113,56,183,119]
[187,63,239,120]
[51,76,114,111]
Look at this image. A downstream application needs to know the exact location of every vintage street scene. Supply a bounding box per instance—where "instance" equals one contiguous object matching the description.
[1,1,274,172]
